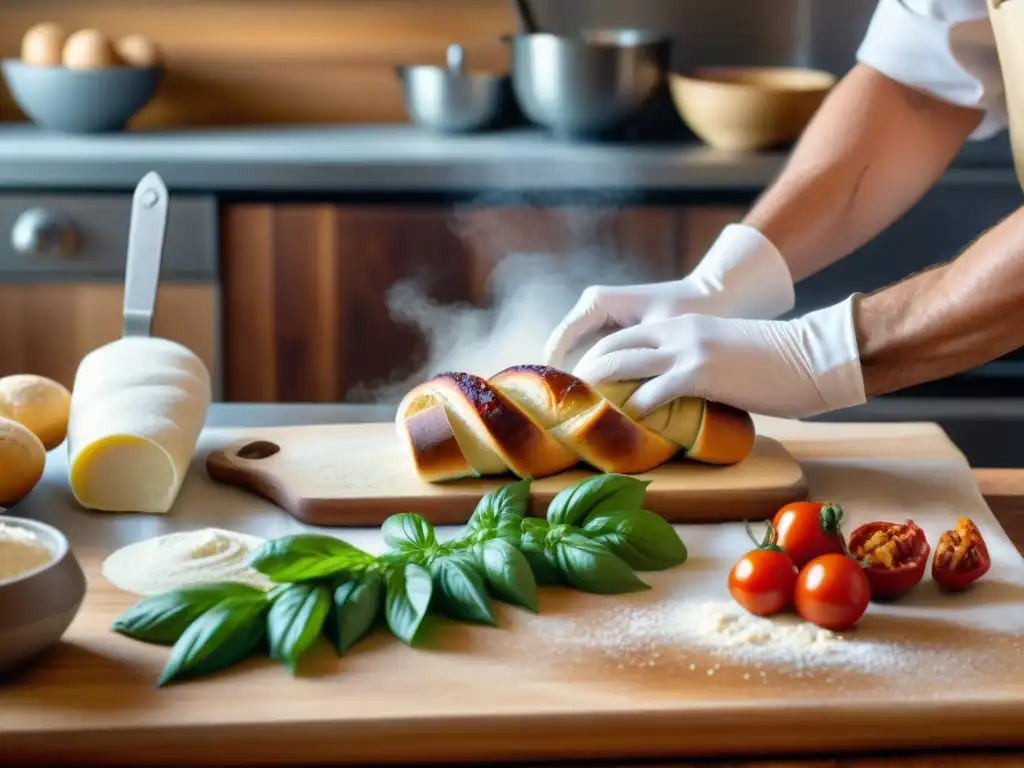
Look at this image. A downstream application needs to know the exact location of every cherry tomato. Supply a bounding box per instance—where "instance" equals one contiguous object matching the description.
[772,501,846,568]
[932,518,991,592]
[728,521,798,616]
[729,549,798,616]
[794,553,870,631]
[847,520,930,601]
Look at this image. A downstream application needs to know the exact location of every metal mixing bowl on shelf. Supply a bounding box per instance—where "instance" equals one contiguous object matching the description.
[397,43,513,133]
[506,29,671,139]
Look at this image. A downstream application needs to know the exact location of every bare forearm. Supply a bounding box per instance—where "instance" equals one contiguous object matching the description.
[743,64,982,281]
[855,205,1024,396]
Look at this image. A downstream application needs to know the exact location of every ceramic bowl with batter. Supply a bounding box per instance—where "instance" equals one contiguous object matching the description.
[0,517,86,676]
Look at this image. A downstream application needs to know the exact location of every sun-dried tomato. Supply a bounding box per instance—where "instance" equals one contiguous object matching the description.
[847,520,930,601]
[932,518,990,592]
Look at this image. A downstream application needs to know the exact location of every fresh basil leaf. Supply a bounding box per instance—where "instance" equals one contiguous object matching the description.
[112,583,266,645]
[465,478,531,540]
[429,552,495,625]
[266,583,332,672]
[554,533,650,594]
[546,474,650,527]
[582,509,688,571]
[384,562,433,646]
[518,518,562,585]
[331,571,383,655]
[376,546,426,566]
[157,595,268,687]
[381,513,437,552]
[477,538,538,612]
[249,534,375,583]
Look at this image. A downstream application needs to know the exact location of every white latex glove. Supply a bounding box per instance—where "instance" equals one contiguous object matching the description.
[544,224,795,367]
[571,296,867,420]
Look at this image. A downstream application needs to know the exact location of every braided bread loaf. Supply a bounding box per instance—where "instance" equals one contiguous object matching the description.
[396,364,755,483]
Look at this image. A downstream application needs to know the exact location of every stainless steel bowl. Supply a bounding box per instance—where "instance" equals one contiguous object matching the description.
[397,44,512,133]
[507,29,671,138]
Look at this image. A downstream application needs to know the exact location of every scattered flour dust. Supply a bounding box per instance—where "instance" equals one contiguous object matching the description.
[517,596,1020,686]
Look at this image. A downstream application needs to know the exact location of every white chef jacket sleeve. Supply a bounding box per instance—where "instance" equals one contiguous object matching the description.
[856,0,1006,140]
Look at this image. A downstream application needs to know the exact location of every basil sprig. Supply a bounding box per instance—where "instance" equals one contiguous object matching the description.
[112,472,690,687]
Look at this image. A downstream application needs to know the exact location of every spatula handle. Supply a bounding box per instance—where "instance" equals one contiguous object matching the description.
[122,171,169,338]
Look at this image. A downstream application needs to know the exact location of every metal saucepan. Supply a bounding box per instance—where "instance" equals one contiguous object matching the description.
[505,29,671,138]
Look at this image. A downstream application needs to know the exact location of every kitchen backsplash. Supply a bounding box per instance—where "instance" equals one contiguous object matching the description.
[1,0,880,129]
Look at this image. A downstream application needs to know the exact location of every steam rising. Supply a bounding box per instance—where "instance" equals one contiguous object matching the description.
[351,199,661,404]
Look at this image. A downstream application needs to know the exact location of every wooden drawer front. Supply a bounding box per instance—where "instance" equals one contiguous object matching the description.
[0,283,218,392]
[0,193,217,279]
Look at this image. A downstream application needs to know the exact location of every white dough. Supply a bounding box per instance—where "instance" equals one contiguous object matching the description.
[102,528,272,596]
[67,337,212,514]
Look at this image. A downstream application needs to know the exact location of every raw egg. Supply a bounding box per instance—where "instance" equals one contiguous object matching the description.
[115,34,162,68]
[62,28,121,70]
[20,22,67,66]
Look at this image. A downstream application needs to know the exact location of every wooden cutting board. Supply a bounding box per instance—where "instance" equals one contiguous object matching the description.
[204,422,808,525]
[5,420,1024,765]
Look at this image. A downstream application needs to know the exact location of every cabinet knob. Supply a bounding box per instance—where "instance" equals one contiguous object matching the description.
[11,207,76,259]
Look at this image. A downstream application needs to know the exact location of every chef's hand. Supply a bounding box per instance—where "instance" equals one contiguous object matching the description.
[571,296,867,419]
[544,224,795,367]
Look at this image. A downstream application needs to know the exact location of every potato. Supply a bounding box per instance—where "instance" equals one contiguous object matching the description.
[0,374,72,451]
[0,418,46,508]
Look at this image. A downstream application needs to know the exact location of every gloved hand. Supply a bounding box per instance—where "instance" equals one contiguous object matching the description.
[570,296,867,420]
[544,224,795,367]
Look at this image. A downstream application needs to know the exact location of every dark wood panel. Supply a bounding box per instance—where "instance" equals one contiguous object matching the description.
[219,203,680,403]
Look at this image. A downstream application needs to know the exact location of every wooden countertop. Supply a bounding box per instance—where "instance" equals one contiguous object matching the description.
[7,418,1023,768]
[628,467,1024,768]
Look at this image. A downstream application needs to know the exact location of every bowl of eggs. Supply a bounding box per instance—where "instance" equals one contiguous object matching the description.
[2,22,164,134]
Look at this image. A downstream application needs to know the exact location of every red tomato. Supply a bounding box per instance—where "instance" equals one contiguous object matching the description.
[794,553,870,631]
[728,548,798,617]
[932,518,991,592]
[772,501,846,568]
[847,520,930,601]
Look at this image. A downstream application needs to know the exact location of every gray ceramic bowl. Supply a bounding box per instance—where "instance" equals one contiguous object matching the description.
[0,517,86,677]
[1,59,162,133]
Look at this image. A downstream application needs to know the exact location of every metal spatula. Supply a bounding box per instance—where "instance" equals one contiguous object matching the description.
[122,171,169,339]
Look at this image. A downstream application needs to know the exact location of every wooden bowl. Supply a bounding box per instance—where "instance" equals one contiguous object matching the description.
[669,66,836,152]
[0,517,86,676]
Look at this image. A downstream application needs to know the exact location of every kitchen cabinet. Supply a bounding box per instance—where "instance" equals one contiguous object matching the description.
[0,192,220,394]
[220,203,683,403]
[0,283,217,390]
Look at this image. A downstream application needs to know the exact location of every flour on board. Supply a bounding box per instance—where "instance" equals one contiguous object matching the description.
[518,594,1024,683]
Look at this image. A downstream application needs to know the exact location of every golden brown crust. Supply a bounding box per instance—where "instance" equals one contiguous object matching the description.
[397,371,576,481]
[685,401,756,465]
[397,365,756,482]
[557,399,679,474]
[399,404,476,482]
